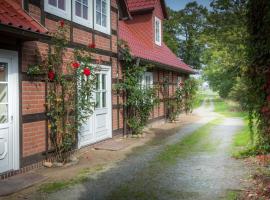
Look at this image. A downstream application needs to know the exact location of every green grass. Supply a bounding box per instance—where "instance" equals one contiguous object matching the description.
[156,118,223,164]
[39,164,105,193]
[194,91,207,108]
[224,190,240,200]
[212,98,254,158]
[213,98,247,118]
[233,120,251,147]
[232,120,253,158]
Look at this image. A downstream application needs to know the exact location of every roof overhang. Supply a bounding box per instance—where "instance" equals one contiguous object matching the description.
[118,50,195,74]
[139,58,195,74]
[0,24,50,41]
[118,0,132,20]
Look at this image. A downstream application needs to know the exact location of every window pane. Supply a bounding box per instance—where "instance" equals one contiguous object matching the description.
[58,0,65,10]
[83,5,88,19]
[96,74,100,90]
[102,92,106,107]
[96,92,101,108]
[102,14,107,27]
[0,104,8,124]
[0,84,8,103]
[96,12,101,25]
[102,1,106,14]
[96,0,101,12]
[75,1,81,17]
[102,74,106,90]
[0,63,8,82]
[83,0,88,5]
[49,0,57,6]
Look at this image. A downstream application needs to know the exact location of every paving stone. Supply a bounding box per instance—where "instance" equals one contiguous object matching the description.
[0,173,47,197]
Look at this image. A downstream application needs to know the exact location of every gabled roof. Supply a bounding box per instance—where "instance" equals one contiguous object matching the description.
[127,0,168,19]
[119,21,194,74]
[0,0,48,34]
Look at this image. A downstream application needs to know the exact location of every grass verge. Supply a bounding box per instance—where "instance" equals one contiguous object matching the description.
[39,164,104,193]
[212,97,255,158]
[231,119,253,158]
[213,98,247,118]
[156,118,223,165]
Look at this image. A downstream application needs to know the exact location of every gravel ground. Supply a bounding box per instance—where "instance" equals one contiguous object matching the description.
[30,100,249,200]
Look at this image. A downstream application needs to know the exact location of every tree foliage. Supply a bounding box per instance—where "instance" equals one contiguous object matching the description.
[163,2,208,69]
[202,0,248,99]
[245,0,270,151]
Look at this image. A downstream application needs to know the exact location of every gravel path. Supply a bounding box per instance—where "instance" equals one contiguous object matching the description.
[43,100,248,200]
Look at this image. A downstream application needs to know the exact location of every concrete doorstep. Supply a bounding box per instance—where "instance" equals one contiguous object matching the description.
[0,172,47,197]
[93,138,132,151]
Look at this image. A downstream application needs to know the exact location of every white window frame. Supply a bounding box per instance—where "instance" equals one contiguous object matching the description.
[44,0,71,20]
[94,0,111,35]
[155,17,162,46]
[141,72,154,89]
[72,0,93,28]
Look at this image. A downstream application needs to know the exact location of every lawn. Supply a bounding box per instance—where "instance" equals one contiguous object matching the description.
[213,98,247,118]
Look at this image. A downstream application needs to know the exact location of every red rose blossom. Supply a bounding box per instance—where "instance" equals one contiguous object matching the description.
[267,95,270,102]
[72,61,80,69]
[88,43,96,49]
[59,20,64,28]
[83,67,91,76]
[48,70,55,81]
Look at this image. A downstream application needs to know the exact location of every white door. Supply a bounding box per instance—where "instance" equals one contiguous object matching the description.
[0,50,19,174]
[79,66,112,148]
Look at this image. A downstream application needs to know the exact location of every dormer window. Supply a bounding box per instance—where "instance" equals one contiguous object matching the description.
[155,17,161,46]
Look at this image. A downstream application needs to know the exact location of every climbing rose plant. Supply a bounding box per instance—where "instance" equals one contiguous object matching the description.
[117,40,158,135]
[27,21,99,162]
[167,78,198,121]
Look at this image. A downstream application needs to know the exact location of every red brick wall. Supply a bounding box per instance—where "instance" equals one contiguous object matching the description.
[20,1,117,160]
[23,121,46,157]
[22,82,46,115]
[73,28,93,45]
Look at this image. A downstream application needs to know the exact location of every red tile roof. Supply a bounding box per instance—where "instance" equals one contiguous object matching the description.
[0,0,48,34]
[119,21,194,73]
[126,0,168,19]
[127,0,156,12]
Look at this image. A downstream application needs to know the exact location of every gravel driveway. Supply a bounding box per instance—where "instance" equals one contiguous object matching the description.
[40,100,248,200]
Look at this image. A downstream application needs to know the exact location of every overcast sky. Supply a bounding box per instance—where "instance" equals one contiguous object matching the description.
[165,0,211,10]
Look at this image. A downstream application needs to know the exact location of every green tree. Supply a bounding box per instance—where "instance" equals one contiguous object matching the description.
[202,0,248,99]
[163,8,180,55]
[163,2,208,70]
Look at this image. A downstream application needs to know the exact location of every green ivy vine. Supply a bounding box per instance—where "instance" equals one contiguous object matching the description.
[117,40,158,135]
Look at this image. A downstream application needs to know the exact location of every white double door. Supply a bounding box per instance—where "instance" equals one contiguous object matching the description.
[0,50,19,174]
[79,66,112,148]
